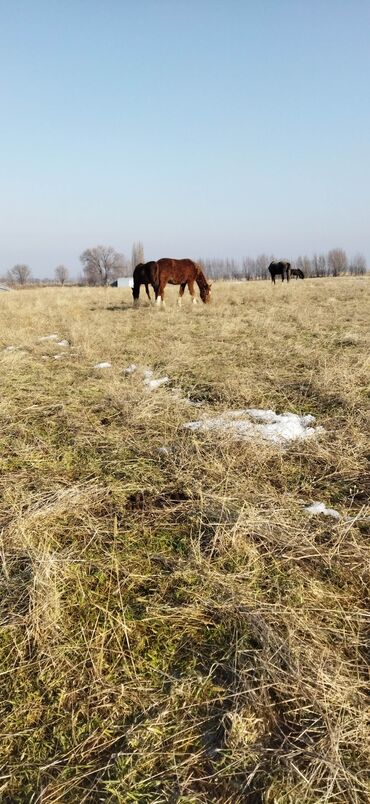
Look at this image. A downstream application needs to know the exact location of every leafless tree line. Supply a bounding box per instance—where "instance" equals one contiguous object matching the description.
[1,244,367,286]
[199,249,367,281]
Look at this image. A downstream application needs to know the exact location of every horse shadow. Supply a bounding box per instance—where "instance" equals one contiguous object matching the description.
[89,303,143,312]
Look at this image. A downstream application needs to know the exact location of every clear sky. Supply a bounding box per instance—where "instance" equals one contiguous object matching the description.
[1,0,369,277]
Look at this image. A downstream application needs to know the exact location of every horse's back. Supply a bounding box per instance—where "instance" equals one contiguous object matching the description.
[157,257,197,270]
[156,258,198,282]
[269,260,290,270]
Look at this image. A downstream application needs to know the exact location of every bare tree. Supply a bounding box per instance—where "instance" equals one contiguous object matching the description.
[242,257,256,280]
[295,255,312,277]
[327,248,348,277]
[7,264,32,285]
[312,253,327,277]
[255,254,270,280]
[131,241,145,272]
[349,253,367,275]
[80,246,126,286]
[55,265,69,285]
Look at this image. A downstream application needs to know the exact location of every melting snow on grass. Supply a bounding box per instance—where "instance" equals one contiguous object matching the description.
[38,334,60,342]
[94,362,112,369]
[123,365,170,390]
[56,339,69,348]
[183,408,325,445]
[305,502,341,519]
[143,369,169,391]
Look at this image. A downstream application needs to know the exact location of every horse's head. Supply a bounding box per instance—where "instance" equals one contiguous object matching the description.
[200,281,212,304]
[132,264,143,302]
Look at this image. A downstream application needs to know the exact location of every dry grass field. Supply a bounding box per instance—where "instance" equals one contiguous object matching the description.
[0,277,369,803]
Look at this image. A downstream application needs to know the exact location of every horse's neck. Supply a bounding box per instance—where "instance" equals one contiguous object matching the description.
[196,267,206,287]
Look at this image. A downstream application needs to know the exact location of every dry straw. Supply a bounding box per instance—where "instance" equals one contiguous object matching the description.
[0,278,369,802]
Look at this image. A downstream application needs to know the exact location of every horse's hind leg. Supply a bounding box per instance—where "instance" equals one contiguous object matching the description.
[145,283,151,301]
[177,283,186,307]
[132,283,140,306]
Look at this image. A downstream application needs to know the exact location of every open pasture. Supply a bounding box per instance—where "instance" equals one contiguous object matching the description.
[0,277,369,802]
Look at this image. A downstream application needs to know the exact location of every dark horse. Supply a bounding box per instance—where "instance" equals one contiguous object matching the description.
[268,260,291,284]
[291,268,304,279]
[132,261,158,304]
[154,258,212,306]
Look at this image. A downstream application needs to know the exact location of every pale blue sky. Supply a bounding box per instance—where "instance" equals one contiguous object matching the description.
[1,0,369,277]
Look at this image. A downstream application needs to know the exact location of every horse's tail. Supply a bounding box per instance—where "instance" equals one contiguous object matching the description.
[298,269,304,279]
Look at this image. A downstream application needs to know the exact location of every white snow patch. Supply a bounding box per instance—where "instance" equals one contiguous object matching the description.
[3,345,25,354]
[145,375,169,391]
[38,334,60,342]
[142,368,169,391]
[183,408,325,445]
[54,353,67,360]
[123,364,170,390]
[56,339,69,348]
[158,446,170,457]
[94,362,112,369]
[305,502,341,519]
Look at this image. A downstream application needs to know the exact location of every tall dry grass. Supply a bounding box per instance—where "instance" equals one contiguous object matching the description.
[0,277,369,802]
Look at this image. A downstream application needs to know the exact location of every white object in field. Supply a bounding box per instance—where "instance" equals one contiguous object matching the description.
[94,362,112,369]
[123,363,137,374]
[38,334,60,342]
[56,339,69,347]
[144,375,169,391]
[184,409,325,445]
[304,502,341,519]
[158,446,170,457]
[111,277,134,288]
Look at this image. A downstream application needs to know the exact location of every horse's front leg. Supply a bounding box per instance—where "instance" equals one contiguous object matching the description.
[188,280,197,304]
[177,282,186,307]
[156,283,166,307]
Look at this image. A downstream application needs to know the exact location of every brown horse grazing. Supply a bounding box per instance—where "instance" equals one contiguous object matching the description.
[132,261,158,304]
[154,258,212,306]
[268,260,291,284]
[291,268,304,279]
